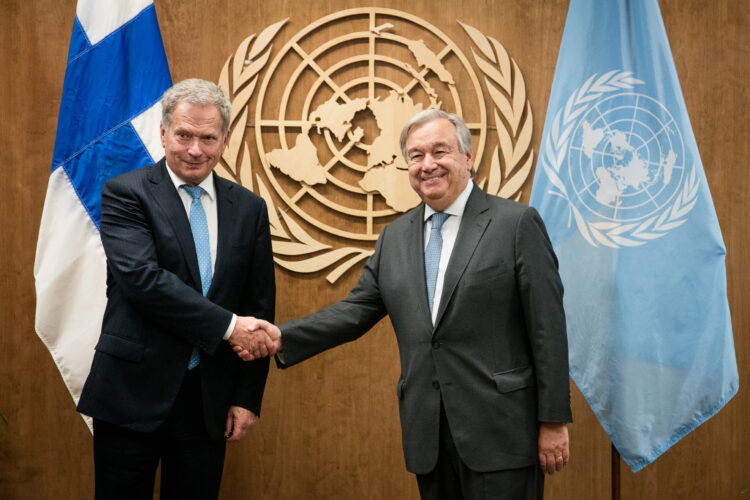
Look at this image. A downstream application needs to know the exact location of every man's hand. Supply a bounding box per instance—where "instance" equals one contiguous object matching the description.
[224,406,258,442]
[538,422,570,474]
[232,319,282,361]
[227,316,277,361]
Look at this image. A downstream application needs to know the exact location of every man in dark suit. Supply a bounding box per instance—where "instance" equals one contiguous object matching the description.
[78,78,276,500]
[245,110,572,499]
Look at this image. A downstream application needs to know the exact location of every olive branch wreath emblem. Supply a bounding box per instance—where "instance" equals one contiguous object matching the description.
[539,70,699,248]
[217,18,534,283]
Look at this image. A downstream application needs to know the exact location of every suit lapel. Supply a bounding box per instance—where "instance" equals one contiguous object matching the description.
[405,204,432,325]
[147,160,203,293]
[210,175,236,297]
[433,185,490,331]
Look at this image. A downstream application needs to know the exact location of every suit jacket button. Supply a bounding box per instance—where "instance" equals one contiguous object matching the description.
[432,381,440,390]
[432,341,441,349]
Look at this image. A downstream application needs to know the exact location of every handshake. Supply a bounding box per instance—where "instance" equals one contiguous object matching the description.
[227,317,282,361]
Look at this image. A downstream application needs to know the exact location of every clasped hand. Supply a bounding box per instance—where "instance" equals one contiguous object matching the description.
[227,316,281,361]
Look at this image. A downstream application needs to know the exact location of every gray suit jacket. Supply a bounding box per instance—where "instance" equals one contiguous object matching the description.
[279,184,571,474]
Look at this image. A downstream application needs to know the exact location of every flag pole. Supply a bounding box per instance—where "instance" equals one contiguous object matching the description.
[611,444,621,500]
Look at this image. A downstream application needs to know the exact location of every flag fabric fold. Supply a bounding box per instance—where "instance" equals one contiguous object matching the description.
[34,0,171,428]
[529,0,738,471]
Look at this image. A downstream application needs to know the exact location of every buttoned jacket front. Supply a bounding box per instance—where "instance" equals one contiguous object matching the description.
[280,184,571,474]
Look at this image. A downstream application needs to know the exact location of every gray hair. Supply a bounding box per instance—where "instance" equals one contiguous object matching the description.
[161,78,231,136]
[399,109,473,161]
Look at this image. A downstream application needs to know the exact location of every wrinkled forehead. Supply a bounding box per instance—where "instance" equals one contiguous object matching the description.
[169,103,224,130]
[406,119,459,147]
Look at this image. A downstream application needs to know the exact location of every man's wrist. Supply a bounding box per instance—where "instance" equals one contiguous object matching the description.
[223,314,237,340]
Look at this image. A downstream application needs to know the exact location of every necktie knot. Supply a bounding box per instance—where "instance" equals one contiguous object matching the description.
[430,212,449,231]
[181,185,203,200]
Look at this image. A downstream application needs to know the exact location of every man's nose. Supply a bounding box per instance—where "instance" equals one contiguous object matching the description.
[422,154,438,169]
[187,138,202,156]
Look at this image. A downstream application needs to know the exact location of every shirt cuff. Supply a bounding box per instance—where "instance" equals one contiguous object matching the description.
[223,314,237,340]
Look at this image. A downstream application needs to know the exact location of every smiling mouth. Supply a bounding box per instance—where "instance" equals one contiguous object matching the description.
[422,173,446,182]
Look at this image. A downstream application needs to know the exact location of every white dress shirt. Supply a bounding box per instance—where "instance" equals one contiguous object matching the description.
[166,165,235,339]
[423,180,474,324]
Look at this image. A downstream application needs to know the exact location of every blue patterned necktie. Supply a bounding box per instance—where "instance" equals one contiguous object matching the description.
[181,185,212,370]
[425,212,449,316]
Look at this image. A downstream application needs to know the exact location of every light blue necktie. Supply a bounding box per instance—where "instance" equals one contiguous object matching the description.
[425,213,449,316]
[181,185,212,370]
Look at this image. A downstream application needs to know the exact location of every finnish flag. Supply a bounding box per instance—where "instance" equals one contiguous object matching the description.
[34,0,171,428]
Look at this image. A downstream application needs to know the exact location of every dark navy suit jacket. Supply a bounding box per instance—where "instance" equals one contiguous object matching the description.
[78,159,275,439]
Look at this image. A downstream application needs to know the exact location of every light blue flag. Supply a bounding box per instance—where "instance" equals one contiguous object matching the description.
[34,0,171,429]
[529,0,738,472]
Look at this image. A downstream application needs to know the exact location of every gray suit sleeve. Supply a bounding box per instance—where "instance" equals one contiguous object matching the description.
[515,207,572,423]
[279,228,389,367]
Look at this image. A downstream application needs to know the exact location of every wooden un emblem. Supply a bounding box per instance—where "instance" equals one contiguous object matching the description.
[217,8,534,283]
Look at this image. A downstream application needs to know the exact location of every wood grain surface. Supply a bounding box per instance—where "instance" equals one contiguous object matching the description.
[0,1,747,498]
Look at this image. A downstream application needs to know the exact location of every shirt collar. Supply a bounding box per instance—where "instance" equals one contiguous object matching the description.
[424,180,474,222]
[165,162,216,201]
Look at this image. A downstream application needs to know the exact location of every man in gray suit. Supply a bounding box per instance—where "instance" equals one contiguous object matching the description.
[246,109,571,499]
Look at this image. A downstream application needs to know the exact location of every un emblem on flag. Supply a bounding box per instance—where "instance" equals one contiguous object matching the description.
[541,71,698,248]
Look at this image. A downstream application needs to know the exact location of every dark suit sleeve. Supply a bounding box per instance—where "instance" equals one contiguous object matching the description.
[232,198,275,415]
[278,226,389,367]
[100,175,231,355]
[515,207,572,423]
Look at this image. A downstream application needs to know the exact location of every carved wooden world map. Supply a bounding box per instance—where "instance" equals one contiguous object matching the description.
[217,8,533,283]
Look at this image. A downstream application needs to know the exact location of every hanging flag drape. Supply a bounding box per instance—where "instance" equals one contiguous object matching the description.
[529,0,738,472]
[34,0,171,430]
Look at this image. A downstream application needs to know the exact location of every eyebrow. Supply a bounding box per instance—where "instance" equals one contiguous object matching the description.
[407,141,452,155]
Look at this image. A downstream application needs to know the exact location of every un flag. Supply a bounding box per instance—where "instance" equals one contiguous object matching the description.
[530,0,738,472]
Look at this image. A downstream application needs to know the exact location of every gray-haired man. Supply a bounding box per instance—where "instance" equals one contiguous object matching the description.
[78,78,276,499]
[246,109,572,499]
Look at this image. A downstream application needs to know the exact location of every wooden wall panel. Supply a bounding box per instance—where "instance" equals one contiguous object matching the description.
[0,0,95,498]
[0,1,746,499]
